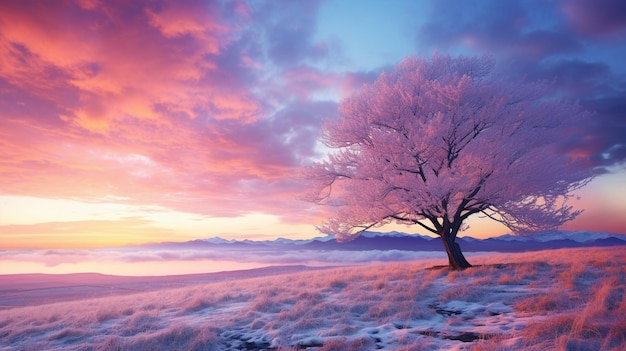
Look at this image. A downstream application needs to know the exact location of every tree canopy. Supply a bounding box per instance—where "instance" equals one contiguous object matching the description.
[305,54,595,269]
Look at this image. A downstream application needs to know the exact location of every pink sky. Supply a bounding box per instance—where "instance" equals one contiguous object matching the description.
[1,0,625,251]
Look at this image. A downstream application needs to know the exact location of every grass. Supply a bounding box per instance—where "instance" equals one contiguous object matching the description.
[0,246,624,350]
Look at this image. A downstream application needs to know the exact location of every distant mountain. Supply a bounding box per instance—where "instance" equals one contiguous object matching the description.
[456,230,625,252]
[524,230,624,243]
[203,237,238,244]
[301,231,626,252]
[149,230,626,253]
[361,231,436,241]
[473,230,626,243]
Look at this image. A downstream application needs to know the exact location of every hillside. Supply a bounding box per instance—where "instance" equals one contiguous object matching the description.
[1,246,625,350]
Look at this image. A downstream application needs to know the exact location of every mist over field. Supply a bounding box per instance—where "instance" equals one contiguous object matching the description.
[1,246,625,350]
[3,230,625,276]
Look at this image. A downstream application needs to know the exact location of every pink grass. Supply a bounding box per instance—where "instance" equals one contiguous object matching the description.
[0,246,624,350]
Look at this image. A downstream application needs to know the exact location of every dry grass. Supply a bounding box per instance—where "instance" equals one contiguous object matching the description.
[0,246,624,350]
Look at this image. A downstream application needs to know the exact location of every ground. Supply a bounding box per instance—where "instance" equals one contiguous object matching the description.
[0,246,625,350]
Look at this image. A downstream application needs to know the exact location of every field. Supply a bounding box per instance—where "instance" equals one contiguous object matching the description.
[1,246,625,350]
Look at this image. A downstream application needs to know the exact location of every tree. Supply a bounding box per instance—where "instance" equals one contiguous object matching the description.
[304,54,595,269]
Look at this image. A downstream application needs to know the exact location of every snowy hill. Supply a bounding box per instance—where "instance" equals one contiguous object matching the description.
[1,248,625,350]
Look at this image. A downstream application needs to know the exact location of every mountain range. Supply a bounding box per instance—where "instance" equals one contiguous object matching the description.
[149,230,626,253]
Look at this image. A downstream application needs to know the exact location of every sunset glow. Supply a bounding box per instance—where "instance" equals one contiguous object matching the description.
[1,0,625,261]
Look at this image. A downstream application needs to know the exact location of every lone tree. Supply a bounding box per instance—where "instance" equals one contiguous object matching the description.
[305,54,594,269]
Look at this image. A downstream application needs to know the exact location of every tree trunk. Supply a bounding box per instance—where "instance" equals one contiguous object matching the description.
[440,234,472,270]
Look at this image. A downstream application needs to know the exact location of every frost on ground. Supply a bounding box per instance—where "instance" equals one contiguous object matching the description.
[1,247,625,351]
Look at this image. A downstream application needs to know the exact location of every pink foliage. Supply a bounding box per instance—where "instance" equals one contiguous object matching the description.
[305,54,594,242]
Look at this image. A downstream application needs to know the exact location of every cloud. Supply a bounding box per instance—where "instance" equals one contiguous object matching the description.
[251,0,324,66]
[416,0,626,169]
[2,2,218,130]
[146,0,227,41]
[418,0,581,60]
[579,95,626,166]
[561,0,626,38]
[0,0,343,222]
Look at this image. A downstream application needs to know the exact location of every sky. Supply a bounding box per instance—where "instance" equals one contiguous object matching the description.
[1,0,626,252]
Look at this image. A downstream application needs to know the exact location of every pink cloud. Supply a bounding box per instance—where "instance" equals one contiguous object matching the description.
[0,0,261,134]
[0,0,343,226]
[146,1,227,42]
